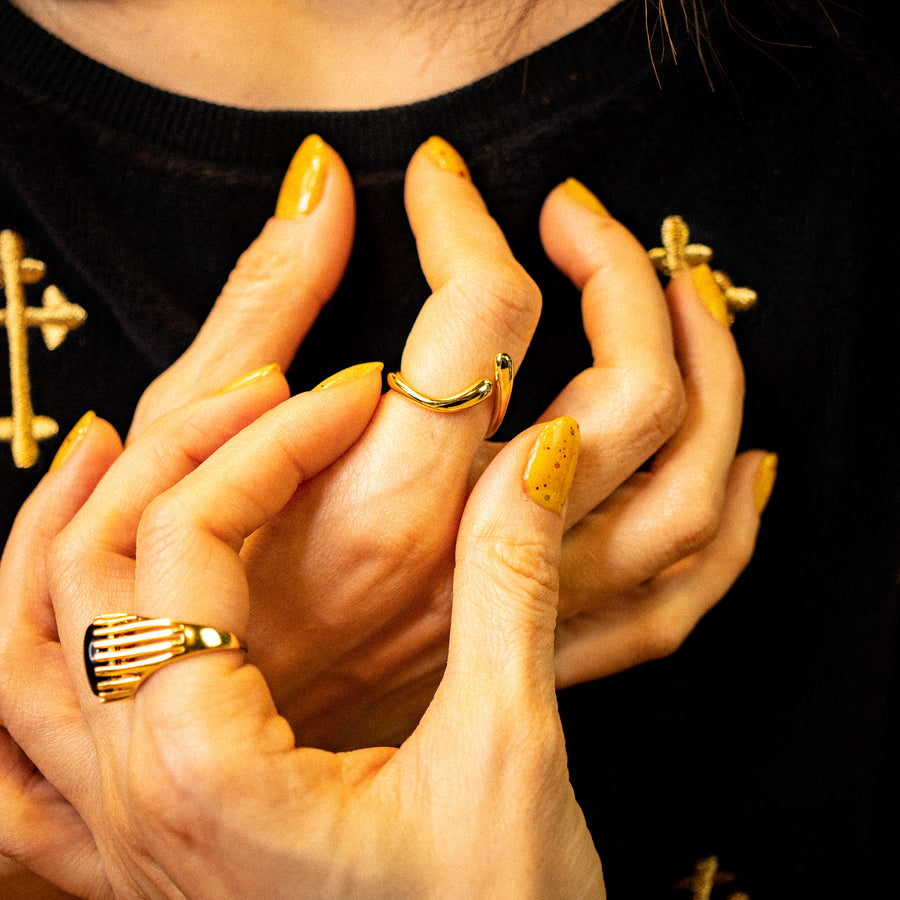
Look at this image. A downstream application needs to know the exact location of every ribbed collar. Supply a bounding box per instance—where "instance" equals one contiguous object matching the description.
[0,0,691,170]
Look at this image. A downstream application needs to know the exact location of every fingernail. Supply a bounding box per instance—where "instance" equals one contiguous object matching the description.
[754,452,778,514]
[562,178,609,216]
[524,417,580,514]
[423,136,471,180]
[693,264,732,328]
[313,361,383,391]
[50,411,96,471]
[275,135,329,218]
[215,363,281,395]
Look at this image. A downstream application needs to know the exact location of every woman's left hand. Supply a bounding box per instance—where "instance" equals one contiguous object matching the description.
[1,360,604,899]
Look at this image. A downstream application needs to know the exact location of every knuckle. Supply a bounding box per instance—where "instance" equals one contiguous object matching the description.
[469,534,560,610]
[459,259,542,332]
[223,238,294,301]
[137,492,197,561]
[664,489,724,560]
[632,608,693,661]
[131,370,185,435]
[618,363,686,452]
[47,527,88,594]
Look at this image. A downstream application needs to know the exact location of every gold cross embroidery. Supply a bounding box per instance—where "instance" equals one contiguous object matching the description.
[674,855,749,900]
[649,216,758,323]
[1,230,87,468]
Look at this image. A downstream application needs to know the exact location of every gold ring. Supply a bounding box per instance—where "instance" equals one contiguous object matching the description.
[85,613,247,702]
[386,352,514,439]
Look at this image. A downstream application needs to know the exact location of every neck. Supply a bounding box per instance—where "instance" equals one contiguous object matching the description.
[10,0,618,109]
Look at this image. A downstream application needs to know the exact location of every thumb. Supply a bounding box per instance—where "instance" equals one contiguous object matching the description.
[129,135,355,439]
[446,417,580,702]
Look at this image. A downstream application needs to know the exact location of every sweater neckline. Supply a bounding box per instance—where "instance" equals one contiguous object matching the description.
[0,0,690,170]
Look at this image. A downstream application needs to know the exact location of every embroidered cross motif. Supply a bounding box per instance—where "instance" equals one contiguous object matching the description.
[1,230,86,468]
[649,215,758,323]
[674,855,748,900]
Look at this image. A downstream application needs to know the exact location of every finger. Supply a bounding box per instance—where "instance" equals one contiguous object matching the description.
[0,418,121,891]
[389,137,541,459]
[132,366,383,637]
[64,369,381,769]
[0,732,110,899]
[43,368,378,860]
[436,417,579,716]
[557,266,745,609]
[538,181,686,525]
[129,135,355,439]
[48,368,289,763]
[59,365,289,563]
[77,372,384,860]
[554,450,775,687]
[399,417,584,870]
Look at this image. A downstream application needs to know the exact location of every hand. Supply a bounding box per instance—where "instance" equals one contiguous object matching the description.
[2,367,604,899]
[537,184,771,684]
[49,134,769,750]
[231,151,769,748]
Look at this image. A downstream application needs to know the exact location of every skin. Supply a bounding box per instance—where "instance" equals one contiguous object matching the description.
[109,139,757,751]
[1,2,766,891]
[1,373,607,899]
[8,0,619,109]
[0,143,766,895]
[1,6,756,753]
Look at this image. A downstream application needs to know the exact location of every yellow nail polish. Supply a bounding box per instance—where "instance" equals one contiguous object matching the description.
[423,136,471,180]
[50,411,96,471]
[215,363,281,395]
[275,135,328,218]
[312,361,383,391]
[562,178,609,216]
[754,452,778,514]
[693,264,732,328]
[524,417,580,514]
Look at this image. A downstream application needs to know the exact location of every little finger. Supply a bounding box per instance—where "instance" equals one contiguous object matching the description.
[554,450,777,686]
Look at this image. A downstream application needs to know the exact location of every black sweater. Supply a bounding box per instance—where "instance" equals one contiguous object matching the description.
[2,1,898,895]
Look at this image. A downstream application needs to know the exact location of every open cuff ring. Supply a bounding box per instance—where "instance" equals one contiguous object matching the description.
[85,613,247,702]
[386,352,514,439]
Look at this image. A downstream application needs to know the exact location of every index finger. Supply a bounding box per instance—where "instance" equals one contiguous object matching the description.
[387,138,542,460]
[129,136,356,440]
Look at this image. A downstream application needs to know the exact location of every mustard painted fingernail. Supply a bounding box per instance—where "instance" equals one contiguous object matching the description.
[215,363,281,395]
[313,361,383,391]
[423,136,471,180]
[50,411,96,471]
[754,453,778,514]
[275,135,329,218]
[563,178,609,216]
[524,417,580,514]
[693,264,732,328]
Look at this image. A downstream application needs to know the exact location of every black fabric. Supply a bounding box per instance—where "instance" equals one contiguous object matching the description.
[2,0,898,895]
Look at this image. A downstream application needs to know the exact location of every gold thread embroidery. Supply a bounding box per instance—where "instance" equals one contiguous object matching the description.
[1,230,86,468]
[674,855,749,900]
[649,215,758,321]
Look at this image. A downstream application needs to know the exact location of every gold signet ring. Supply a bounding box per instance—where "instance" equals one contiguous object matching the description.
[386,352,514,439]
[85,613,247,702]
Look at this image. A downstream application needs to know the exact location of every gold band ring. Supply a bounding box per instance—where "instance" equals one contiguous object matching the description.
[85,613,247,702]
[386,352,514,439]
